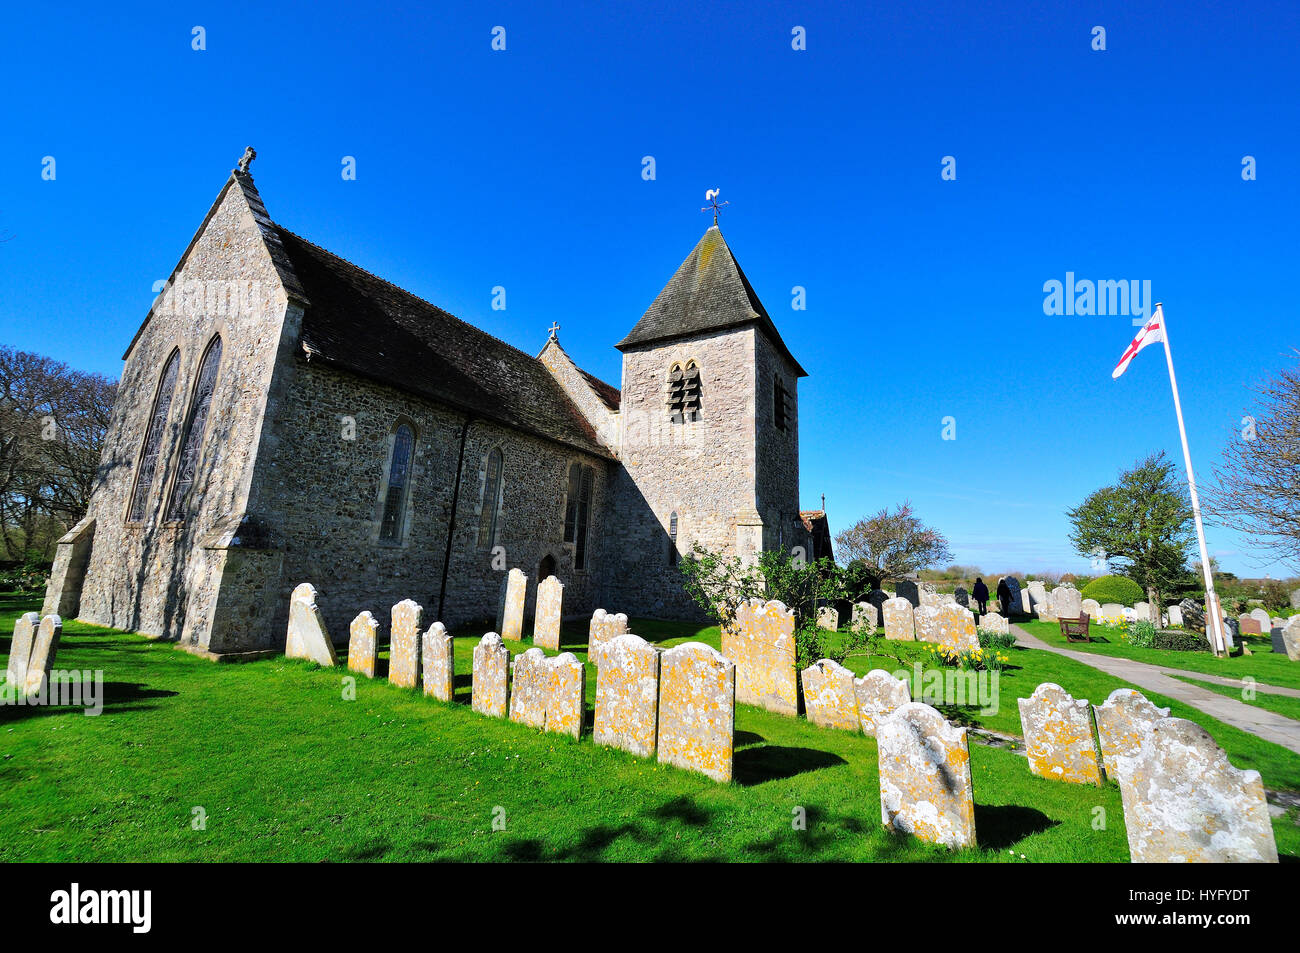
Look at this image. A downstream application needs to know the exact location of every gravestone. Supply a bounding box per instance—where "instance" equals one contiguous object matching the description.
[508,647,584,739]
[1239,615,1262,636]
[954,587,969,608]
[1004,577,1024,615]
[509,648,553,729]
[723,599,797,716]
[1019,683,1104,785]
[497,567,526,643]
[587,608,628,664]
[1283,617,1300,662]
[1272,625,1287,654]
[935,603,978,652]
[800,659,860,732]
[657,642,735,782]
[388,599,423,689]
[421,622,454,702]
[593,634,660,757]
[1117,717,1278,863]
[877,702,976,849]
[1134,601,1151,622]
[5,612,39,690]
[918,583,943,608]
[816,605,839,631]
[1093,688,1170,781]
[854,669,912,737]
[1167,604,1183,627]
[1249,608,1271,630]
[1100,603,1125,623]
[23,614,63,696]
[980,611,1009,636]
[1052,585,1082,619]
[1178,598,1206,633]
[1035,589,1058,622]
[472,632,509,717]
[347,611,378,678]
[850,601,878,634]
[1025,581,1048,617]
[534,575,564,650]
[913,604,942,643]
[1081,598,1101,619]
[285,583,337,666]
[882,597,915,641]
[866,589,890,627]
[895,579,920,607]
[1292,588,1300,610]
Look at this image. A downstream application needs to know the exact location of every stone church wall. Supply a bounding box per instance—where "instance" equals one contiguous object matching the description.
[753,332,803,553]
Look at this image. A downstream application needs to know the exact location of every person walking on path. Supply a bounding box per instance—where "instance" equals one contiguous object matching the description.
[996,577,1011,615]
[972,577,990,615]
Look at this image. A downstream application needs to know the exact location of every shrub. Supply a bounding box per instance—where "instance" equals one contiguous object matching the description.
[978,629,1016,651]
[1126,619,1157,649]
[1151,630,1210,652]
[1080,574,1144,606]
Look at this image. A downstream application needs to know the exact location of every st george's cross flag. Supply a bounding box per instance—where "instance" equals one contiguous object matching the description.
[1112,305,1166,378]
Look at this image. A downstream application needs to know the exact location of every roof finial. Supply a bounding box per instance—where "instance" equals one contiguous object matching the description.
[821,493,825,512]
[548,321,561,341]
[701,188,728,226]
[235,146,257,175]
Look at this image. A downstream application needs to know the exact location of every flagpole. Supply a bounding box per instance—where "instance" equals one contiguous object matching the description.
[1156,303,1227,655]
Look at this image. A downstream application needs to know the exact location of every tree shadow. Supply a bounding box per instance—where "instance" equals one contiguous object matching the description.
[973,803,1057,849]
[733,745,848,787]
[0,681,178,723]
[734,730,765,747]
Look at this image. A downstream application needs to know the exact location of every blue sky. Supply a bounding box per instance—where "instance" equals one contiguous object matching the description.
[2,1,1297,578]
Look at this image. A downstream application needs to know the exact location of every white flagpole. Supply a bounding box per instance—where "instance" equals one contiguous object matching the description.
[1156,303,1227,654]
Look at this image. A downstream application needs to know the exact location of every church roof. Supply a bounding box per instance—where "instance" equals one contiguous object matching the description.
[616,226,807,376]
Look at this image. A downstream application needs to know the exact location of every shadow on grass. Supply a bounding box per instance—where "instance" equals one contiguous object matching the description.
[0,681,178,723]
[733,745,847,786]
[972,803,1057,849]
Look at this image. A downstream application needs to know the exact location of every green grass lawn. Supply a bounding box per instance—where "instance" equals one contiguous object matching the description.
[1,594,1296,862]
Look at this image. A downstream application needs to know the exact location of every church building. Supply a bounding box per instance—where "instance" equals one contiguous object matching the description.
[43,154,819,658]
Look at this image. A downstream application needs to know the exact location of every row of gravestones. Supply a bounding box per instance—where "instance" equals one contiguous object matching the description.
[880,598,988,650]
[3,612,63,697]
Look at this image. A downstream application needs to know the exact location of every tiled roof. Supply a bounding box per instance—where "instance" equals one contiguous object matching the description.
[579,369,622,411]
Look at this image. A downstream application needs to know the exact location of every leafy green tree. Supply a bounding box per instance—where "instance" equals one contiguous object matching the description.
[1067,452,1196,610]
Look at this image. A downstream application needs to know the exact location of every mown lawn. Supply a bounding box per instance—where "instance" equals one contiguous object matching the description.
[1,594,1296,862]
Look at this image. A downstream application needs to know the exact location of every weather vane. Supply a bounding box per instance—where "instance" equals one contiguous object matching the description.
[701,188,729,225]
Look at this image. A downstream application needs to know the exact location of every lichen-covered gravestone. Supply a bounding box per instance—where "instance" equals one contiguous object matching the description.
[800,659,860,731]
[421,622,454,702]
[657,642,735,783]
[851,601,878,634]
[285,583,336,667]
[882,597,915,641]
[918,583,943,608]
[980,611,1009,636]
[1093,688,1170,780]
[1118,717,1278,863]
[877,702,976,849]
[508,648,584,738]
[5,612,39,690]
[934,603,978,651]
[587,608,628,664]
[914,604,942,643]
[23,615,63,696]
[347,611,378,678]
[816,605,839,630]
[854,669,912,737]
[497,567,527,643]
[472,632,509,717]
[593,634,660,757]
[1018,683,1104,785]
[1283,616,1300,662]
[723,599,797,716]
[388,599,423,689]
[534,575,564,650]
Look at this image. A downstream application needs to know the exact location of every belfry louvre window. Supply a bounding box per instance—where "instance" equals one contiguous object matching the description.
[166,337,223,521]
[668,361,702,423]
[127,349,181,522]
[563,462,594,570]
[478,448,504,548]
[774,376,789,432]
[379,424,415,541]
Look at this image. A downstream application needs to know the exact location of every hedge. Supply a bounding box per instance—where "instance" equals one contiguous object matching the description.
[1079,574,1144,606]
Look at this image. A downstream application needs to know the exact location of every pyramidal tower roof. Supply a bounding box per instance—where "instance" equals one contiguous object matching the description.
[617,226,807,376]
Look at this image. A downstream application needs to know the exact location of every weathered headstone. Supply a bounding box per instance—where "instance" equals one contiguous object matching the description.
[508,647,584,738]
[1004,577,1024,615]
[1167,604,1183,627]
[980,611,1009,636]
[285,583,337,667]
[587,608,628,664]
[1249,608,1272,630]
[895,579,920,607]
[421,622,454,702]
[1292,588,1300,610]
[5,612,39,690]
[1100,602,1125,623]
[472,632,509,717]
[954,586,969,608]
[1052,585,1082,619]
[882,597,915,641]
[1018,683,1104,785]
[935,603,978,652]
[388,599,422,689]
[347,611,378,678]
[854,669,912,737]
[1283,616,1300,662]
[850,601,878,634]
[1238,614,1262,636]
[1025,581,1048,617]
[657,642,735,782]
[534,575,564,650]
[913,604,942,643]
[816,605,839,631]
[23,614,63,696]
[593,634,660,757]
[1134,601,1151,622]
[1081,598,1101,619]
[497,567,526,642]
[1093,688,1170,781]
[1178,598,1206,633]
[801,659,860,732]
[1117,717,1278,863]
[919,583,943,608]
[866,589,890,627]
[723,599,797,716]
[1035,589,1058,622]
[877,702,976,849]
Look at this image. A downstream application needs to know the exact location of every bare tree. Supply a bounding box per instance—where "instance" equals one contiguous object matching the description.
[833,501,953,584]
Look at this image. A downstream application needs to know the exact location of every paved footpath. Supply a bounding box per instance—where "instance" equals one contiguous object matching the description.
[1011,624,1300,756]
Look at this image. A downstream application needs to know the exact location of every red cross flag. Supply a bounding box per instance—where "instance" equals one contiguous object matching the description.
[1112,305,1166,378]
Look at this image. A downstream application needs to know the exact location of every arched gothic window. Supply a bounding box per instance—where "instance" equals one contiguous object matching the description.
[668,360,702,423]
[563,461,594,570]
[379,423,415,541]
[127,349,181,523]
[478,447,504,547]
[166,336,223,521]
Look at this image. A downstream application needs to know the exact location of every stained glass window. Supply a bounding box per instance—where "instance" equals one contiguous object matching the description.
[379,424,414,541]
[127,350,181,522]
[166,337,223,521]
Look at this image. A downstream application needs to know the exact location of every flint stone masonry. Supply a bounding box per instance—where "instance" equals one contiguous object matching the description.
[1019,683,1104,785]
[472,632,510,717]
[347,611,378,678]
[855,669,912,737]
[587,608,629,664]
[723,599,797,716]
[1052,585,1082,619]
[1117,717,1278,863]
[23,615,64,696]
[895,580,920,607]
[656,642,735,783]
[421,622,454,702]
[816,606,839,630]
[914,604,942,644]
[980,611,1009,636]
[934,603,978,652]
[593,634,660,757]
[5,612,39,690]
[498,568,527,643]
[534,575,564,650]
[389,599,423,689]
[851,601,878,633]
[508,648,585,738]
[800,659,860,731]
[285,583,336,666]
[1283,617,1300,662]
[1093,689,1170,781]
[882,597,915,641]
[877,702,976,849]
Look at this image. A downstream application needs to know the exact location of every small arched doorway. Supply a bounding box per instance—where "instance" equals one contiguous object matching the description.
[537,554,557,582]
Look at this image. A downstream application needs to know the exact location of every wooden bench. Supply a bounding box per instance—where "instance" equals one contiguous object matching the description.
[1059,613,1091,643]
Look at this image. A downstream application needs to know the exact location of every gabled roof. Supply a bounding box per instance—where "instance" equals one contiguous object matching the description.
[617,226,807,376]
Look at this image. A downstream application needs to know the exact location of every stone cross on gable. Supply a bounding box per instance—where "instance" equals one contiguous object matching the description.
[548,322,561,340]
[236,146,257,175]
